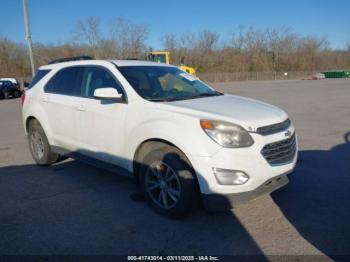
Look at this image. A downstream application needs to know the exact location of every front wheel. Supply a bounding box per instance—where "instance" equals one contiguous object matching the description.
[28,119,59,165]
[140,146,199,218]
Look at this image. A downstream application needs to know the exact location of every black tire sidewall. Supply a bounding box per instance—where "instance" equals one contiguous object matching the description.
[140,147,199,218]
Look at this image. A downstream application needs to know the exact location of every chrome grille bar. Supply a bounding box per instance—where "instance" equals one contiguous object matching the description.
[257,118,291,136]
[261,134,296,165]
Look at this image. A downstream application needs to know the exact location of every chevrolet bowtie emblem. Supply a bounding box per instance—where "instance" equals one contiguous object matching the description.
[285,130,292,137]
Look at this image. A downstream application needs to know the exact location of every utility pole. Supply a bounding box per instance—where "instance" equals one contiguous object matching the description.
[23,0,35,76]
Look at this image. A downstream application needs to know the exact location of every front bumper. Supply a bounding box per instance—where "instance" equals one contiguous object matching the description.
[202,172,292,211]
[187,126,297,210]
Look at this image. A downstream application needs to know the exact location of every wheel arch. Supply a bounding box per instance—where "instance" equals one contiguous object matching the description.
[23,100,55,145]
[25,115,37,133]
[24,115,54,145]
[132,138,194,183]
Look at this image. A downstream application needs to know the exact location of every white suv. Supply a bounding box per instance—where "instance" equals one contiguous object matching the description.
[22,56,297,217]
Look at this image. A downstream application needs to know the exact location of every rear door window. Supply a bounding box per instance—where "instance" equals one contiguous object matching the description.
[45,67,84,96]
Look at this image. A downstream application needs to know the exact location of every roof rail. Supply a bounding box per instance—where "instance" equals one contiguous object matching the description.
[124,58,140,60]
[48,56,94,65]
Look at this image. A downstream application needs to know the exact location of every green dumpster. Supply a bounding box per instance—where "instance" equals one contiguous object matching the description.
[321,71,350,78]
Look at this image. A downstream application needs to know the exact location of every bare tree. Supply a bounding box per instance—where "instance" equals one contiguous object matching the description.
[73,17,102,58]
[225,25,246,51]
[162,34,177,51]
[196,31,219,53]
[71,17,148,59]
[2,19,350,80]
[0,37,29,77]
[110,17,149,59]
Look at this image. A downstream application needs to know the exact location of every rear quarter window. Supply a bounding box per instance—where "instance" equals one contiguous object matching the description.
[28,69,51,89]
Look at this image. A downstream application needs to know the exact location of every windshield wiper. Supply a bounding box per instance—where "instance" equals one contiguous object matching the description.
[181,92,223,100]
[196,92,222,97]
[148,97,182,102]
[148,92,223,102]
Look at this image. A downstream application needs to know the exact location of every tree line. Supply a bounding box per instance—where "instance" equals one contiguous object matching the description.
[1,17,349,80]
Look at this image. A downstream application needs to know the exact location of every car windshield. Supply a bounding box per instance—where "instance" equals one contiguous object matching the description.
[0,81,12,87]
[118,66,221,101]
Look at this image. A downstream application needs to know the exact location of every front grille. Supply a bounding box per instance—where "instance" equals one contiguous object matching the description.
[261,134,296,165]
[257,118,291,136]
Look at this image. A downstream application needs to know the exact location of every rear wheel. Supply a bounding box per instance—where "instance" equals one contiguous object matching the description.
[14,90,21,98]
[140,146,199,218]
[28,119,59,165]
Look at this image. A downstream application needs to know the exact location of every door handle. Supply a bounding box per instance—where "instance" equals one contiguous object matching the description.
[76,105,86,112]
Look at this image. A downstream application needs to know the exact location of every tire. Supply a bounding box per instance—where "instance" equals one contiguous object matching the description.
[140,145,199,218]
[28,119,59,165]
[14,90,21,98]
[0,92,4,100]
[3,92,9,99]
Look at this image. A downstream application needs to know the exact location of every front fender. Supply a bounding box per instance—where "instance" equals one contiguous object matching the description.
[124,116,221,172]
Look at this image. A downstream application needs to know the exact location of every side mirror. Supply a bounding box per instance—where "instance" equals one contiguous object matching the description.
[24,82,30,88]
[93,87,123,100]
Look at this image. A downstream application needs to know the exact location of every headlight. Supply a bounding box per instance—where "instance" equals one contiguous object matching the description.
[200,119,254,148]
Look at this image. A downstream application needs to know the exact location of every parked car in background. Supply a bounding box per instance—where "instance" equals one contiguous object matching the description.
[22,56,297,217]
[0,78,19,85]
[0,80,22,99]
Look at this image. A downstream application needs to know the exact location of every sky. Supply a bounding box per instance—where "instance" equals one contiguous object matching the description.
[1,0,349,49]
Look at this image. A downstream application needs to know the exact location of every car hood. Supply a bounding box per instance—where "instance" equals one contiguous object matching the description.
[157,94,288,130]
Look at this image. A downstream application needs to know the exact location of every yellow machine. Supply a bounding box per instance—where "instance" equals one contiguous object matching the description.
[147,51,196,76]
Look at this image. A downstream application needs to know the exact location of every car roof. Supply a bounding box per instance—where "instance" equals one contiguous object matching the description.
[0,78,17,83]
[111,60,175,67]
[39,59,175,70]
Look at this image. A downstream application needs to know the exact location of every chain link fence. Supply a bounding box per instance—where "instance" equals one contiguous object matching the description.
[198,70,321,83]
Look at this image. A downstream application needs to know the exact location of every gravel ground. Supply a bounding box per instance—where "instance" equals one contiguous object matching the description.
[0,79,349,259]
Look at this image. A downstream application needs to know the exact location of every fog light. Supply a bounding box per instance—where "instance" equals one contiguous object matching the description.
[213,168,249,185]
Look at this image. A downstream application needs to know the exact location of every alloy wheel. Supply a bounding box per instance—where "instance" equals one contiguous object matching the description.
[145,161,181,209]
[30,130,45,160]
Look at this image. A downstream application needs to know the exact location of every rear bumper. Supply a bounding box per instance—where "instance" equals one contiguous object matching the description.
[202,172,291,211]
